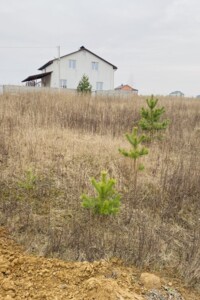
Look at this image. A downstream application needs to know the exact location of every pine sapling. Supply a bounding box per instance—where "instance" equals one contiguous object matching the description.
[119,127,148,190]
[139,95,169,140]
[81,171,121,215]
[77,74,92,93]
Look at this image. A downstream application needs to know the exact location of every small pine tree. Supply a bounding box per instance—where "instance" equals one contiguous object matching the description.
[119,127,148,190]
[77,74,92,93]
[139,95,169,139]
[81,171,121,215]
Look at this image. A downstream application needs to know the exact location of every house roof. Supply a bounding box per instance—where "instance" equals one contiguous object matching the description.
[38,46,118,70]
[22,72,52,82]
[115,84,138,91]
[38,60,54,70]
[169,91,184,95]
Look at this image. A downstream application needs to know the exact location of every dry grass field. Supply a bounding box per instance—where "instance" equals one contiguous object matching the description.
[0,92,199,290]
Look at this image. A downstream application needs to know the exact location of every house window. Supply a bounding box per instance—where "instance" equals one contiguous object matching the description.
[92,62,98,71]
[96,82,103,91]
[60,79,67,88]
[69,60,76,69]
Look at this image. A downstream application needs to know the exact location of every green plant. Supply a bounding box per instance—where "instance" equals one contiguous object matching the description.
[139,95,169,139]
[119,127,148,189]
[77,74,92,93]
[81,171,121,215]
[18,169,37,191]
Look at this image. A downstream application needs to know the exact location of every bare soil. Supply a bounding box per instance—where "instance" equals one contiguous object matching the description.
[0,227,199,300]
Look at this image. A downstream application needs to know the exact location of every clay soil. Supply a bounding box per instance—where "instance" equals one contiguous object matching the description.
[0,228,199,300]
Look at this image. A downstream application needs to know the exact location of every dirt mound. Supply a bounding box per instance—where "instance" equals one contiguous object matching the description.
[0,227,199,300]
[82,277,144,300]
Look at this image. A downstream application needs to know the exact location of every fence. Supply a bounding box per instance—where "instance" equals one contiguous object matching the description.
[1,85,77,95]
[95,89,138,97]
[1,85,138,98]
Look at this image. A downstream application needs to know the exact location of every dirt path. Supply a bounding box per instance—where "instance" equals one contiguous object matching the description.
[0,227,199,300]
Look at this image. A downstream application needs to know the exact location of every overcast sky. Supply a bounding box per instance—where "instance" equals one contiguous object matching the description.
[1,0,200,96]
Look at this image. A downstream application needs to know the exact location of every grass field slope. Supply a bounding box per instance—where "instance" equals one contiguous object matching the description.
[0,92,199,293]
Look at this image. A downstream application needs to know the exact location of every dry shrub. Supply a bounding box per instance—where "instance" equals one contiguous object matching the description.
[0,92,199,289]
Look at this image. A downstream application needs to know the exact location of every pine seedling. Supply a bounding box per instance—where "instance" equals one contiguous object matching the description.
[81,171,121,215]
[77,74,92,93]
[139,95,169,139]
[119,127,148,189]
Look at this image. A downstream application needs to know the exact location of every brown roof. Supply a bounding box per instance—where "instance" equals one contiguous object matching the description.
[22,72,52,82]
[38,46,117,70]
[115,84,138,91]
[38,61,53,71]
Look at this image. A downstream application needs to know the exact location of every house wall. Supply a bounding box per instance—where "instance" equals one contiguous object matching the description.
[41,74,51,87]
[44,49,115,90]
[169,92,184,97]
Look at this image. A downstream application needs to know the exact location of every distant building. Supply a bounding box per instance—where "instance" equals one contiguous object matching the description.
[169,91,184,97]
[115,84,138,94]
[196,95,200,99]
[22,46,117,91]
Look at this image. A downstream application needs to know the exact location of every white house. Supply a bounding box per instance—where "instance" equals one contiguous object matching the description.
[22,46,117,91]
